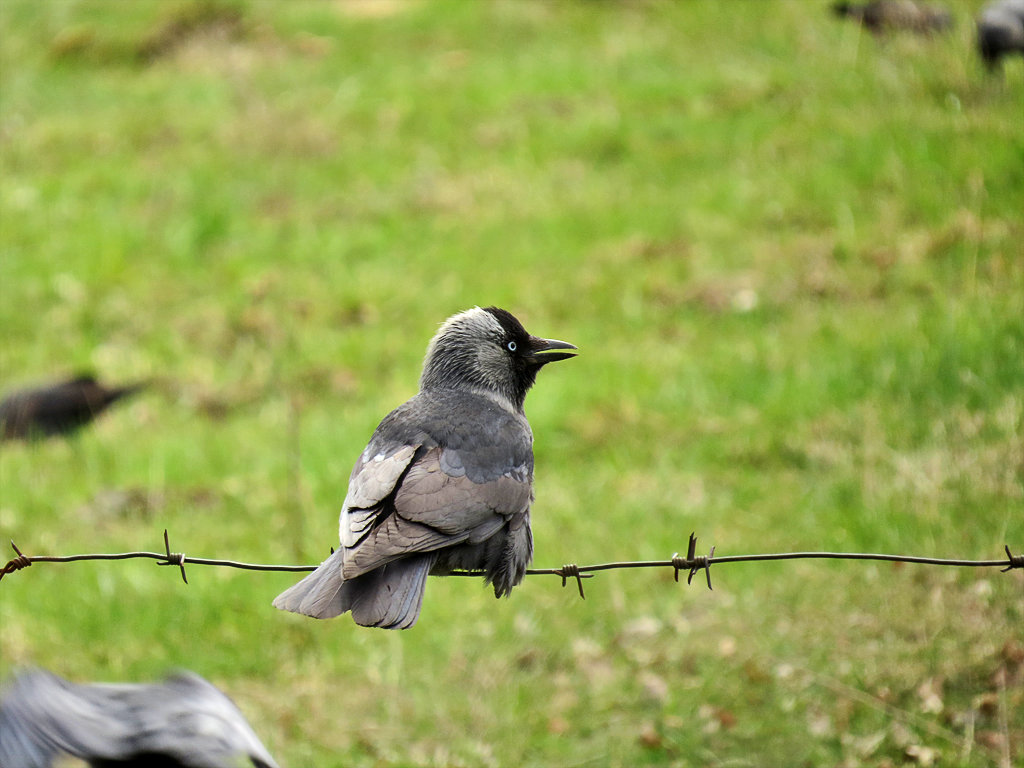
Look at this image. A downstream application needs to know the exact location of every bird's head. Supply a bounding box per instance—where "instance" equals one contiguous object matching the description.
[420,306,577,411]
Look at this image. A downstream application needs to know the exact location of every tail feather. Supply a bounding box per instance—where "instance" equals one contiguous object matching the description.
[272,549,349,619]
[272,550,434,629]
[349,555,434,630]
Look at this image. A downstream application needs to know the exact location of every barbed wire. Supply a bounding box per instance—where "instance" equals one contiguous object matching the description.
[1,531,1020,598]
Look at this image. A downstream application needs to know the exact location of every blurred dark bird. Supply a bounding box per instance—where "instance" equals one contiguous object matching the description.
[832,0,953,33]
[977,0,1024,69]
[0,669,280,768]
[274,306,577,629]
[0,374,146,440]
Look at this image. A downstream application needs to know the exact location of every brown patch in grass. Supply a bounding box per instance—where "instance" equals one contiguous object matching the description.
[47,2,301,73]
[48,2,245,66]
[335,0,420,19]
[137,3,245,64]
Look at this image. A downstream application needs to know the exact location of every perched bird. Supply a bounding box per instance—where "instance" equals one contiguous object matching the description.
[274,306,577,629]
[0,374,146,440]
[832,0,953,34]
[0,669,280,768]
[977,0,1024,69]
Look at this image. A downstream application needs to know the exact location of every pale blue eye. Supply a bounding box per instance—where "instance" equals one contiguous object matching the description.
[507,341,517,352]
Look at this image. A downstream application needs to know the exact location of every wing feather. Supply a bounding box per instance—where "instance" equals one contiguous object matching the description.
[343,444,418,509]
[339,444,419,547]
[340,447,531,579]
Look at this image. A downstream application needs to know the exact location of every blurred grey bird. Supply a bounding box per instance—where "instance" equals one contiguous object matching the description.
[832,0,953,34]
[0,669,280,768]
[273,306,577,629]
[977,0,1024,69]
[0,374,146,441]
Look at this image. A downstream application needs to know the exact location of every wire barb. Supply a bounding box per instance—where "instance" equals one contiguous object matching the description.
[1001,545,1023,573]
[0,541,32,582]
[155,529,188,584]
[670,533,715,590]
[557,563,587,600]
[691,545,715,590]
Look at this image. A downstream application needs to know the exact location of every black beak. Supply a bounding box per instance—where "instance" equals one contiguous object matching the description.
[528,337,578,366]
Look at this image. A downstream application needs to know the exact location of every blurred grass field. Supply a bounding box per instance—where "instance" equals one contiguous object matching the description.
[1,0,1022,765]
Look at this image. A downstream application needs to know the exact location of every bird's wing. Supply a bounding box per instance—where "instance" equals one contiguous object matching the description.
[397,445,532,535]
[132,672,281,768]
[273,442,425,620]
[0,670,280,768]
[341,445,532,579]
[0,670,136,767]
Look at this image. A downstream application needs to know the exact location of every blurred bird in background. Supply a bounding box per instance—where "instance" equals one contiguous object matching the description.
[0,374,146,441]
[274,306,576,629]
[977,0,1024,69]
[0,669,280,768]
[832,0,953,33]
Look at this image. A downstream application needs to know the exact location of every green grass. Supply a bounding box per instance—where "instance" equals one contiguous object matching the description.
[1,1,1022,765]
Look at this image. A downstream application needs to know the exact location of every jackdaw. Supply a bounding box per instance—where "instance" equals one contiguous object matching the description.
[977,0,1024,69]
[273,306,577,629]
[0,669,279,768]
[0,374,146,441]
